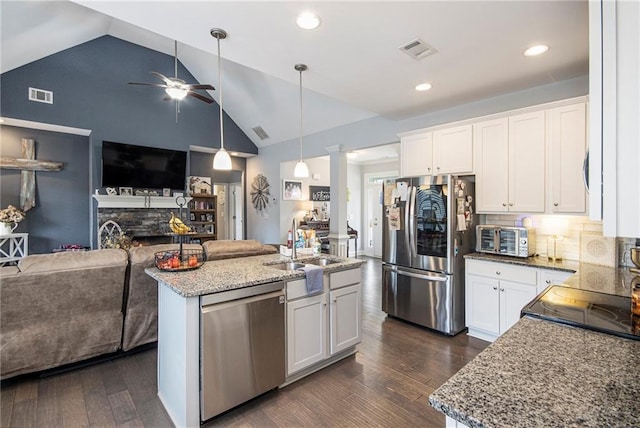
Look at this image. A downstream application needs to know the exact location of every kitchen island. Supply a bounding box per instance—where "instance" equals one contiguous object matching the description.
[145,253,365,427]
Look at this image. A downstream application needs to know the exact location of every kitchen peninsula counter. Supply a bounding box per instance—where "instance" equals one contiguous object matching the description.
[145,253,365,297]
[429,316,640,427]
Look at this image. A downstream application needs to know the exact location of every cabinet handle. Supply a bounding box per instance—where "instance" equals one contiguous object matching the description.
[509,203,513,207]
[333,299,337,303]
[427,167,431,172]
[323,303,327,307]
[496,271,501,275]
[500,288,505,292]
[546,280,551,284]
[502,203,507,207]
[436,166,440,171]
[492,286,498,290]
[554,202,559,207]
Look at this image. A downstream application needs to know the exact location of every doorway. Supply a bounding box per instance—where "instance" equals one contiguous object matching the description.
[364,171,397,258]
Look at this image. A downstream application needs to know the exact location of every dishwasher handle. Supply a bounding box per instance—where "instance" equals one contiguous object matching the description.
[201,290,284,313]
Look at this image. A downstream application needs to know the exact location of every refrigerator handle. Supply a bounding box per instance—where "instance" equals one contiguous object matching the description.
[404,187,412,259]
[384,264,448,282]
[409,185,417,255]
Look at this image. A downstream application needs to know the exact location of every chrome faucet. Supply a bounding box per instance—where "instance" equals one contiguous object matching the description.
[291,218,297,261]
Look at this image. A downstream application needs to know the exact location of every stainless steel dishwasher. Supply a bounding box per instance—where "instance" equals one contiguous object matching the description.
[200,281,285,421]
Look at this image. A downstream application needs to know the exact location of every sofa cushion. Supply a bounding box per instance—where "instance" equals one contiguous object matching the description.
[18,248,128,273]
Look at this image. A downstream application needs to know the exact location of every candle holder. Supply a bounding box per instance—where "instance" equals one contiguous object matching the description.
[547,235,564,262]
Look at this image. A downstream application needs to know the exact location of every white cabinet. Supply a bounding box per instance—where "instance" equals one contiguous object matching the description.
[537,268,574,294]
[330,284,361,354]
[286,291,327,375]
[547,103,588,214]
[474,118,509,212]
[285,267,362,378]
[474,111,545,213]
[465,260,538,342]
[399,124,473,177]
[400,133,432,177]
[589,0,640,237]
[432,124,474,174]
[508,111,546,213]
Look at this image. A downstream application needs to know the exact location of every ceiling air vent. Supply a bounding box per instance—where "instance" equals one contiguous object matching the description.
[398,38,437,60]
[252,126,269,140]
[28,87,53,104]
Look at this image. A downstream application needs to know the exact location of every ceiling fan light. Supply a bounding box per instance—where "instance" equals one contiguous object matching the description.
[213,147,232,170]
[294,160,309,178]
[165,86,188,100]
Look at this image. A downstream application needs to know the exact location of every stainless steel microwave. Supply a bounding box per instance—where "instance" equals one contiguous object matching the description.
[475,225,536,258]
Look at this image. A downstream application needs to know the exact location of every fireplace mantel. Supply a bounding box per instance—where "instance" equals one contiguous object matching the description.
[92,195,191,209]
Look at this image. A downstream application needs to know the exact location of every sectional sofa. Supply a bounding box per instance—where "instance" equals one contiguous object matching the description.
[0,240,277,380]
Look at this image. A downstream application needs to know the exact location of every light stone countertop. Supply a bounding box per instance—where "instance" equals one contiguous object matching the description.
[465,252,638,297]
[145,253,365,297]
[429,316,640,428]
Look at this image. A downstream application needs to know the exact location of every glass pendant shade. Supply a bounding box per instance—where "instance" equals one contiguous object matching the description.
[294,160,309,178]
[213,147,232,170]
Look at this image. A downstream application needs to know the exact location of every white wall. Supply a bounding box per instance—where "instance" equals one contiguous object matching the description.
[246,76,588,245]
[347,163,362,250]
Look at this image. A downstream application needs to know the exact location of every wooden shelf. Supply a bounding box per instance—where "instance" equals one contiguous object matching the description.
[188,194,217,240]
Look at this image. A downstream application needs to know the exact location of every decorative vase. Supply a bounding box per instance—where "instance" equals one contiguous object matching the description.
[0,222,17,235]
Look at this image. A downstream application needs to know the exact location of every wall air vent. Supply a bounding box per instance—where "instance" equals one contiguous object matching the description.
[398,38,437,60]
[28,87,53,104]
[252,126,270,140]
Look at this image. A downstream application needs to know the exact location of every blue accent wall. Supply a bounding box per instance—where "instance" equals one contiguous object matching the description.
[0,35,257,251]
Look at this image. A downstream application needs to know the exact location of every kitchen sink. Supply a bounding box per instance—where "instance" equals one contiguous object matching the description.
[266,261,307,271]
[304,257,340,266]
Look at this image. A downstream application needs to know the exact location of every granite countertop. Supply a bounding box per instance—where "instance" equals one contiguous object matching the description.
[465,252,638,297]
[145,253,365,297]
[429,316,640,428]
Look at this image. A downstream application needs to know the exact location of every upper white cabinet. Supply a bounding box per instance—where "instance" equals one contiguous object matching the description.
[432,124,474,175]
[400,133,432,177]
[589,0,640,237]
[547,103,588,214]
[474,112,546,213]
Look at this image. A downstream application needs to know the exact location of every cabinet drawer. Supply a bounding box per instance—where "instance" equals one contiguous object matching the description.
[330,268,361,290]
[287,277,326,300]
[466,260,537,285]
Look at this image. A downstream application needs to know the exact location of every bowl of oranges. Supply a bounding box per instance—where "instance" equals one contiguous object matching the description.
[155,249,205,271]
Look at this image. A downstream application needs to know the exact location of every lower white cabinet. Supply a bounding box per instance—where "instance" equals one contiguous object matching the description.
[466,259,576,341]
[286,267,362,377]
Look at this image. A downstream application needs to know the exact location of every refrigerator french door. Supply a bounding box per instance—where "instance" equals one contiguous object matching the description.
[382,175,476,335]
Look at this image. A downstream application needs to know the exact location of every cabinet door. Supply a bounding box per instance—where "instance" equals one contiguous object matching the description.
[548,103,587,214]
[432,124,473,174]
[401,133,433,177]
[499,280,537,334]
[329,283,361,355]
[465,274,500,336]
[537,269,574,294]
[509,111,546,212]
[287,293,327,375]
[474,118,509,212]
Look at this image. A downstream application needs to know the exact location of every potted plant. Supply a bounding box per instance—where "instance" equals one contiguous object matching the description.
[0,205,25,235]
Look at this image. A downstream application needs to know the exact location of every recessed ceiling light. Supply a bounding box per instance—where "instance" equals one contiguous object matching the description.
[347,152,358,159]
[523,45,549,57]
[415,83,432,91]
[230,152,239,156]
[296,11,320,30]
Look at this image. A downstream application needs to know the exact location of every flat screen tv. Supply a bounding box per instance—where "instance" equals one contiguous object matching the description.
[101,141,187,190]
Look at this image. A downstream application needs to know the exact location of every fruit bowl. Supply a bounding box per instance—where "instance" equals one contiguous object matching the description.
[155,249,205,271]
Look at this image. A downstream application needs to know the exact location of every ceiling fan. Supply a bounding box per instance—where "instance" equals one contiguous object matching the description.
[129,40,215,119]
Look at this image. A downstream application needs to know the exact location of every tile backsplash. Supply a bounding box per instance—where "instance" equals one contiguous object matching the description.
[481,214,636,266]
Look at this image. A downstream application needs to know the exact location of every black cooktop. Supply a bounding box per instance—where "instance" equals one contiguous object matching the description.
[521,285,639,341]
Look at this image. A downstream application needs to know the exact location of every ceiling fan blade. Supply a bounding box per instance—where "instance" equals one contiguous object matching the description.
[150,71,173,85]
[186,84,215,90]
[128,82,170,88]
[187,91,214,104]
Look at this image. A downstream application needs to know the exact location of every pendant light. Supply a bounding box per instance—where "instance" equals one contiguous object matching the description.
[293,64,309,178]
[211,28,232,170]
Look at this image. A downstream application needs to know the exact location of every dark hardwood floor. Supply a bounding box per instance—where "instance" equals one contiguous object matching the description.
[1,257,488,427]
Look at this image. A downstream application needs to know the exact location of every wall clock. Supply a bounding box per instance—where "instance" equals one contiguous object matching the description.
[250,174,270,211]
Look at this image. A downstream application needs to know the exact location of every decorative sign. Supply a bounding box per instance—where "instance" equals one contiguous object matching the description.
[309,186,330,201]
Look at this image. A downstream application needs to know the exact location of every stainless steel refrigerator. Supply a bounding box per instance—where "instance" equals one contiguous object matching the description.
[382,175,477,335]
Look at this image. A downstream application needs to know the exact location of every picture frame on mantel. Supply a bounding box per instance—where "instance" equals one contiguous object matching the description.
[283,180,303,200]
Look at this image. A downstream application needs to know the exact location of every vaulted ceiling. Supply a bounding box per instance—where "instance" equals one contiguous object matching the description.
[1,1,589,149]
